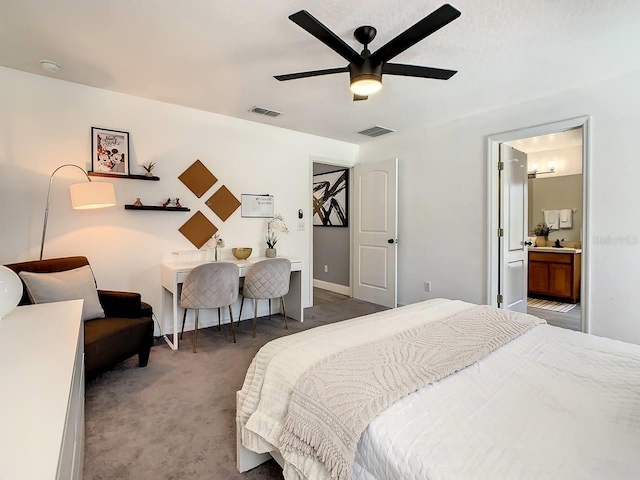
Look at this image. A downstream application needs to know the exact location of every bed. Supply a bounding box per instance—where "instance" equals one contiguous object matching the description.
[236,298,640,480]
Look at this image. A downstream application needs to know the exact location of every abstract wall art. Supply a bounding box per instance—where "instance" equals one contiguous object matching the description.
[313,169,348,227]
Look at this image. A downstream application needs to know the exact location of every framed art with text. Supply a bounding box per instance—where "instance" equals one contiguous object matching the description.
[91,127,130,175]
[313,169,348,227]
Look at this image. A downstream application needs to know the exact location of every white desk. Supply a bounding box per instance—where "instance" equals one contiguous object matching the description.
[161,256,303,350]
[0,300,84,480]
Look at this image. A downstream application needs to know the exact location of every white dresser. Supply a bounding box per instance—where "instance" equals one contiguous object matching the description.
[0,300,85,480]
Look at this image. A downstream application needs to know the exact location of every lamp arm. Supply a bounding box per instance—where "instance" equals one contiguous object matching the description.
[39,164,92,260]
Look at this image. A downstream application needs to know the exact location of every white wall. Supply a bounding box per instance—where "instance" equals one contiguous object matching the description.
[360,69,640,345]
[0,67,358,333]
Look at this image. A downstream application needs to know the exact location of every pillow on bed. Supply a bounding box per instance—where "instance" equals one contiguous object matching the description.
[19,265,105,321]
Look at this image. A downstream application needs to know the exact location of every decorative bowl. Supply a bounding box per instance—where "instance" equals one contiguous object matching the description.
[232,248,252,260]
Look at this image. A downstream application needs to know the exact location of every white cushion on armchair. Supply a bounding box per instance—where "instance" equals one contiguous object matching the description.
[19,265,105,321]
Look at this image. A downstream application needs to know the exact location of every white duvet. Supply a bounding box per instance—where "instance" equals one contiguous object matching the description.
[237,299,640,480]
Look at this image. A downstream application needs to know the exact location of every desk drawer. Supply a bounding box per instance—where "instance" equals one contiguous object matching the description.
[176,271,189,283]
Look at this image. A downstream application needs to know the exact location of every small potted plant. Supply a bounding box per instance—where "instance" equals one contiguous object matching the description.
[265,214,288,258]
[531,223,551,247]
[142,161,156,177]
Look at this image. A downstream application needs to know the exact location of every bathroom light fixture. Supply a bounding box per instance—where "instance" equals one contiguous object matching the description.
[40,164,116,260]
[528,162,555,177]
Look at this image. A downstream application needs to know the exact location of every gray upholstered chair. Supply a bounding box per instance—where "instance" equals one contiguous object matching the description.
[180,262,239,351]
[239,258,291,337]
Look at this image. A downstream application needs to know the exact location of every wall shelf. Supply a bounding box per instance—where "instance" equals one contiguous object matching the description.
[89,172,160,181]
[124,205,190,212]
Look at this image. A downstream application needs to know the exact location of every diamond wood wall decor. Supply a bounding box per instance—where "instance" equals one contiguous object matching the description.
[178,160,218,198]
[205,185,241,221]
[178,211,218,249]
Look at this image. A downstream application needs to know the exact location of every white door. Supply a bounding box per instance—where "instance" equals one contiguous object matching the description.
[499,144,529,312]
[353,158,398,308]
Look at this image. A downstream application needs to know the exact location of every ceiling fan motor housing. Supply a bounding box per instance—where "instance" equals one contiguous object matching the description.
[349,59,382,86]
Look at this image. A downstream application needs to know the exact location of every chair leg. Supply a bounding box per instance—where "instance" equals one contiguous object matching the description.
[269,299,271,320]
[253,299,258,338]
[229,305,236,343]
[180,308,188,340]
[281,297,288,330]
[218,307,221,331]
[193,309,199,354]
[138,346,151,367]
[239,296,245,321]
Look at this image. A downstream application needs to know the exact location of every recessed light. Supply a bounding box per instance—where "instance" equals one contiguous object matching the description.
[40,60,61,73]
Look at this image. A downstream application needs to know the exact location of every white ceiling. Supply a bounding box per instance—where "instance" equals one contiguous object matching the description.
[1,0,640,144]
[507,128,583,154]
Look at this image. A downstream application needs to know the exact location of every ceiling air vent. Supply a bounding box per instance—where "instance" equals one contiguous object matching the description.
[357,125,395,137]
[249,106,282,117]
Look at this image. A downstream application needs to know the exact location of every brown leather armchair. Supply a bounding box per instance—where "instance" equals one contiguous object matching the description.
[5,256,154,376]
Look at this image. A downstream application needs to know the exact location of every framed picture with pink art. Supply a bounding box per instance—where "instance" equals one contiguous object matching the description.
[91,127,130,175]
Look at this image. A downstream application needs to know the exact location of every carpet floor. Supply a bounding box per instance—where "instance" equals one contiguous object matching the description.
[84,298,387,480]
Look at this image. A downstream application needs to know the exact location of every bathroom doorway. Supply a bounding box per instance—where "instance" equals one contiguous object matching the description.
[505,128,583,330]
[488,117,591,333]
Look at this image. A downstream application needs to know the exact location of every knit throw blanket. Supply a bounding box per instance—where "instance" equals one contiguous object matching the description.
[279,305,545,480]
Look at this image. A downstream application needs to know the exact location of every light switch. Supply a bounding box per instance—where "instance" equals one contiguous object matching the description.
[297,221,305,231]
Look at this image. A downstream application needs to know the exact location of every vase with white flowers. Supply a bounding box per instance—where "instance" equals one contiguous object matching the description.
[265,214,288,258]
[206,232,225,261]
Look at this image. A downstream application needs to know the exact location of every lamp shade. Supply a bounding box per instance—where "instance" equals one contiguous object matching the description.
[69,181,116,210]
[0,265,23,321]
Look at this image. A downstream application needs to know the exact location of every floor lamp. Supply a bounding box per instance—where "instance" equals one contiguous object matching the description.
[40,164,116,260]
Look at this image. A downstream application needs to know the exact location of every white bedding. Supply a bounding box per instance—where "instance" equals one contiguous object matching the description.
[354,322,640,480]
[237,299,640,480]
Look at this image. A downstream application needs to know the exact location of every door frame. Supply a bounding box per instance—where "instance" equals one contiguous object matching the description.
[309,156,356,306]
[487,116,592,333]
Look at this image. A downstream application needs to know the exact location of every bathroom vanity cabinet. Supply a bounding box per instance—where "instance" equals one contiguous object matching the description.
[528,249,581,303]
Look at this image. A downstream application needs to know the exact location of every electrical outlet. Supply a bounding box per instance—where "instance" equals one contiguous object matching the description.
[424,282,432,292]
[297,220,305,231]
[324,265,328,273]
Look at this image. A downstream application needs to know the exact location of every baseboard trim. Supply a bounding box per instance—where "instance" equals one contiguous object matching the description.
[313,279,351,296]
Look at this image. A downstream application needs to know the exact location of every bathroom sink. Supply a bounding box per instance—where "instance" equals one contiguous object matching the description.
[528,246,582,253]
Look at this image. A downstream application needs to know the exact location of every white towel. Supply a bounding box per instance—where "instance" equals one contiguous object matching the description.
[559,209,573,228]
[544,209,559,230]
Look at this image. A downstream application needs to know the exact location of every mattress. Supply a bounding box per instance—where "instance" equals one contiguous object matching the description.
[237,299,640,480]
[353,322,640,480]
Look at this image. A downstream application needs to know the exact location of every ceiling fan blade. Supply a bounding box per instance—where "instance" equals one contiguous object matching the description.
[353,94,368,101]
[274,66,349,81]
[383,63,457,80]
[369,4,461,65]
[289,10,364,65]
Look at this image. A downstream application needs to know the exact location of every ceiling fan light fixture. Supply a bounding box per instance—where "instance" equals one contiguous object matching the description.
[350,76,382,96]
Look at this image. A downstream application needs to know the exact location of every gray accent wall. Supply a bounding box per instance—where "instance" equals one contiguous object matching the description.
[313,163,350,287]
[529,174,583,242]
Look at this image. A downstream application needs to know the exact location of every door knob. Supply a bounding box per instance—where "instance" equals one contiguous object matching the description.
[388,239,397,244]
[524,241,533,246]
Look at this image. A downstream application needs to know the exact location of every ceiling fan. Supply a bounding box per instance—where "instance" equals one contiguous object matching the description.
[274,4,461,101]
